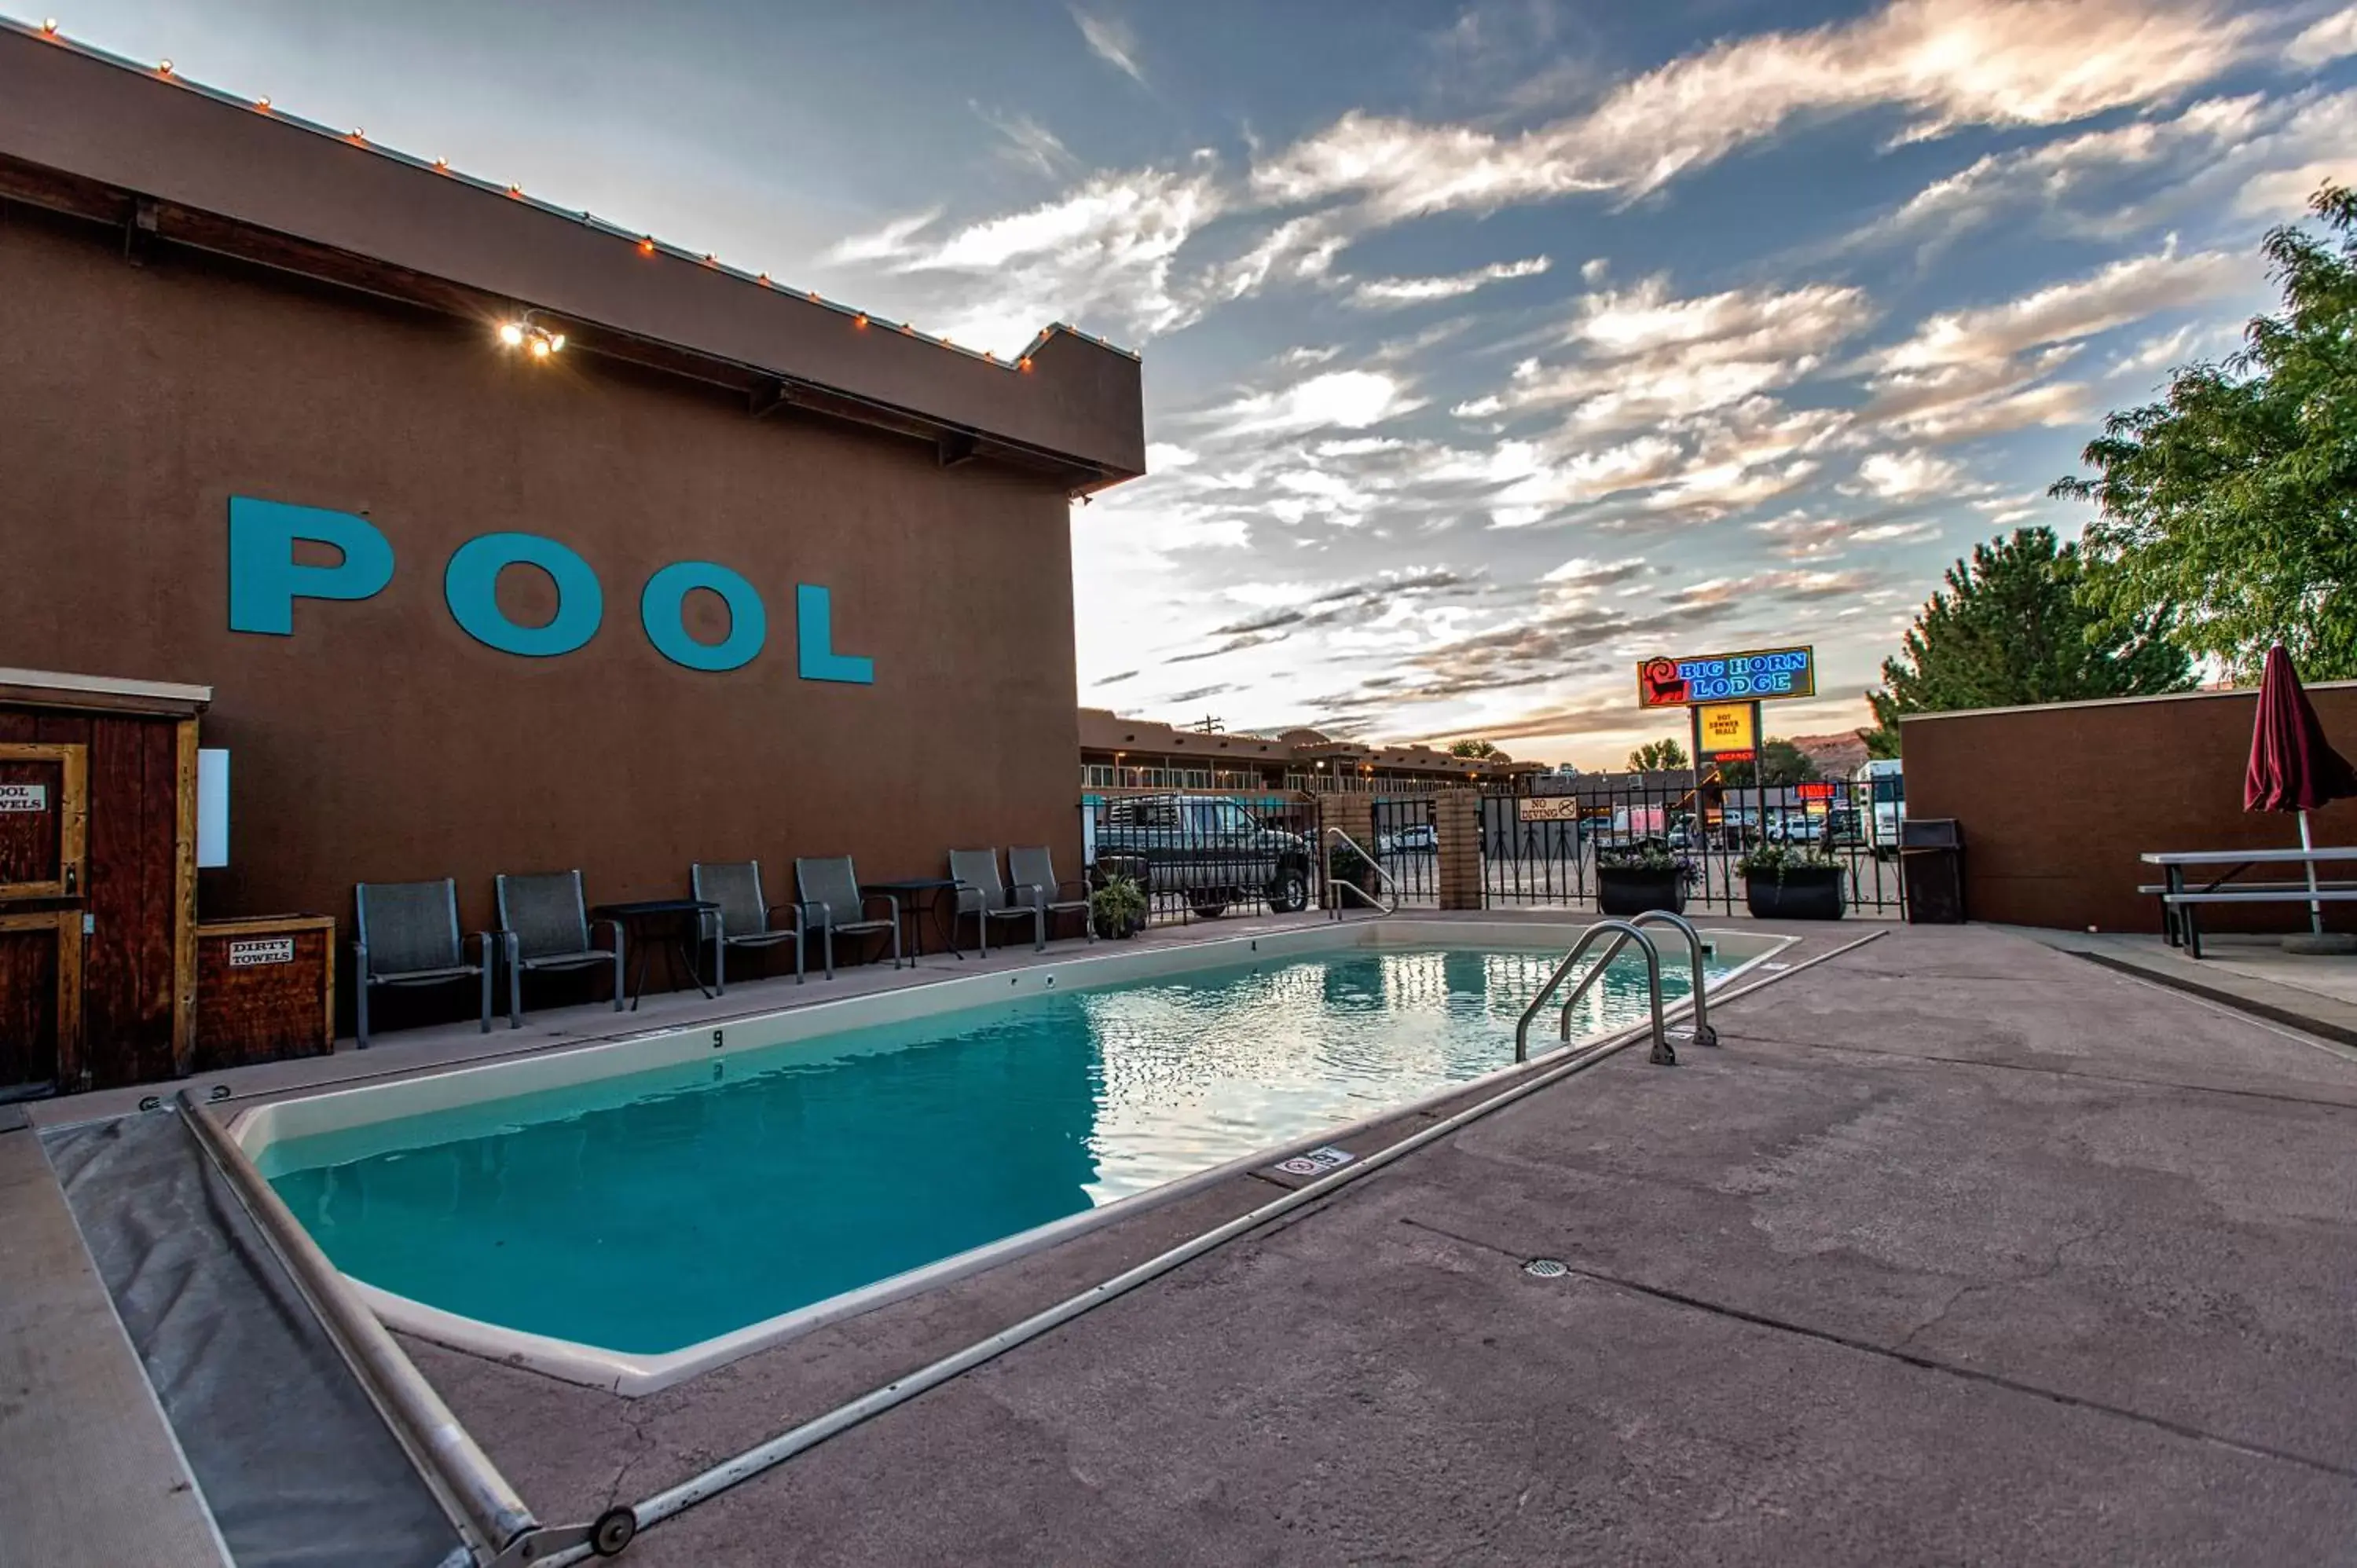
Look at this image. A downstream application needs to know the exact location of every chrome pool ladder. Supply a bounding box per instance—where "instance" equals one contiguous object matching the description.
[1323,826,1401,921]
[1513,910,1717,1065]
[1557,910,1717,1053]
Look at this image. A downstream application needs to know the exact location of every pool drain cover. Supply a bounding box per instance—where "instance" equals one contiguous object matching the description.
[1523,1258,1570,1279]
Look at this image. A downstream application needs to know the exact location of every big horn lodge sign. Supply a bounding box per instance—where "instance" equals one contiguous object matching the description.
[1634,644,1817,769]
[1636,646,1816,708]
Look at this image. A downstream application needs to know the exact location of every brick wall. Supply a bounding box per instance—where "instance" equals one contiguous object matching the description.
[1435,790,1484,910]
[1902,682,2357,932]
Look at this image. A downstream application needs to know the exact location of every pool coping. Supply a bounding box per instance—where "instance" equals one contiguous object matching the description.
[222,918,1792,1395]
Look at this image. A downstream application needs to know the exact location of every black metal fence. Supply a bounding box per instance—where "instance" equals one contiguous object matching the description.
[1481,777,1904,916]
[1080,793,1325,926]
[1369,796,1438,905]
[1076,777,1904,925]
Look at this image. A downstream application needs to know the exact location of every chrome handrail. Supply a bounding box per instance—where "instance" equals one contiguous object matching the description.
[1515,920,1672,1064]
[1559,909,1717,1049]
[1323,826,1401,920]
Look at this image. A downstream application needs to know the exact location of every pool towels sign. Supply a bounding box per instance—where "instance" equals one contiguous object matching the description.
[1637,646,1816,708]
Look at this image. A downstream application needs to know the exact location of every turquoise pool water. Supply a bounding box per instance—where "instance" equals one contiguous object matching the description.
[263,944,1712,1355]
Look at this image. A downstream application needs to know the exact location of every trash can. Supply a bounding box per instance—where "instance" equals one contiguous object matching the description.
[1900,819,1966,925]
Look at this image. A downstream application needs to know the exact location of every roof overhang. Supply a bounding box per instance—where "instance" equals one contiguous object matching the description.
[0,22,1146,493]
[0,667,211,716]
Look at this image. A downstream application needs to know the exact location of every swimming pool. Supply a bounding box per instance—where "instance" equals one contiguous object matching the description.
[237,921,1779,1390]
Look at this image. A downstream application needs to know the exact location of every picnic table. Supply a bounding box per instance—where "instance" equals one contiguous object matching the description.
[2140,848,2357,958]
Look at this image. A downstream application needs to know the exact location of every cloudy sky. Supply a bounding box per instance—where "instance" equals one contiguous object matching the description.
[51,0,2357,764]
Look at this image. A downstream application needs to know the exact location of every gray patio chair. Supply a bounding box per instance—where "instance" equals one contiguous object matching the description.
[691,859,806,991]
[1009,844,1095,945]
[354,878,504,1049]
[951,848,1045,956]
[794,856,902,979]
[495,870,624,1020]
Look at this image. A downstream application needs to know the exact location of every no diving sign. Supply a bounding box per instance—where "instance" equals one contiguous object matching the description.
[1273,1145,1354,1178]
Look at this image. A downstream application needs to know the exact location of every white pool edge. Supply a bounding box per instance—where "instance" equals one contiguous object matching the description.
[229,918,1792,1395]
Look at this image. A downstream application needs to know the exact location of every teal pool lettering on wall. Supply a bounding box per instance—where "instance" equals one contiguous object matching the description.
[226,496,395,634]
[445,532,604,658]
[226,496,874,683]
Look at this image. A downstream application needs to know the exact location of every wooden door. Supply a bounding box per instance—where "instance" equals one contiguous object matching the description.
[0,910,79,1097]
[0,743,88,902]
[0,744,87,1097]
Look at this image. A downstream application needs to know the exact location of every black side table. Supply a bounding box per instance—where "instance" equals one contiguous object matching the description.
[860,878,965,959]
[592,899,720,1009]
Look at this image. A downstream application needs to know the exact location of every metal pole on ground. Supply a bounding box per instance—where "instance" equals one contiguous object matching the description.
[2301,808,2323,935]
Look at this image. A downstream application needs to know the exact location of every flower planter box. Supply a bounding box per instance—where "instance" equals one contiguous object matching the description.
[1321,874,1379,911]
[1745,866,1847,921]
[1597,866,1685,917]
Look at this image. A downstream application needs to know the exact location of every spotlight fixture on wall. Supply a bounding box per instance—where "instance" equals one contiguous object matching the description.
[497,314,566,359]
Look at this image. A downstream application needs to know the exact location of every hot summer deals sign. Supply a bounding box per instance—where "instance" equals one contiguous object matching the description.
[1636,647,1816,709]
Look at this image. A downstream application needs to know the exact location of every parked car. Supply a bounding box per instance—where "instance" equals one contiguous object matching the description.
[1092,794,1314,917]
[1379,822,1437,855]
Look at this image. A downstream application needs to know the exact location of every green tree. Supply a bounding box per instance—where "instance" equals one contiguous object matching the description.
[1626,738,1689,771]
[1448,738,1498,758]
[2051,182,2357,680]
[1864,526,2193,750]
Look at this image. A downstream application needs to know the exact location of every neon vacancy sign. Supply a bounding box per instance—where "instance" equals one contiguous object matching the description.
[225,496,872,682]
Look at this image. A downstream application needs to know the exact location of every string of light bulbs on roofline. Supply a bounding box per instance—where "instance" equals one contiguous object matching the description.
[18,15,1143,372]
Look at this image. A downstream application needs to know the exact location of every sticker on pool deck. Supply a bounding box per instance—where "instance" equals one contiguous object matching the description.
[228,937,295,967]
[0,783,46,812]
[1274,1145,1354,1178]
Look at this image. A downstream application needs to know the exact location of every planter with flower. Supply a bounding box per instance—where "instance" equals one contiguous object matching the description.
[1323,838,1379,910]
[1595,840,1688,917]
[1089,871,1149,938]
[1739,843,1847,920]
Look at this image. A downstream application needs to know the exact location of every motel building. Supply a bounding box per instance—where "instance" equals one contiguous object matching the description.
[1078,708,1547,800]
[0,26,1145,1096]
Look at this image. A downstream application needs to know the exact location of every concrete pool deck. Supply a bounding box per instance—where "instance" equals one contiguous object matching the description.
[2028,925,2357,1048]
[390,921,2355,1566]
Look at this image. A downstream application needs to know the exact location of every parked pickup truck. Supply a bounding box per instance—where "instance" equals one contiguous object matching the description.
[1091,794,1314,917]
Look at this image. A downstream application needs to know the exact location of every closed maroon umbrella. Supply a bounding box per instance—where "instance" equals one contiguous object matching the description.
[2245,645,2357,938]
